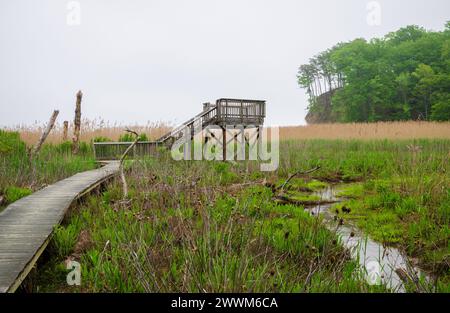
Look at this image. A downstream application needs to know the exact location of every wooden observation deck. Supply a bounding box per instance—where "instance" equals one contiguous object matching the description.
[94,98,266,160]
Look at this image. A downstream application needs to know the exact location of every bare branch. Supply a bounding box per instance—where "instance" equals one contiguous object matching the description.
[125,128,139,138]
[277,166,321,191]
[119,130,140,164]
[119,129,140,201]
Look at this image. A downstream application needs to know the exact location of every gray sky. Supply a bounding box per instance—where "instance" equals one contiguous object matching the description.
[0,0,449,127]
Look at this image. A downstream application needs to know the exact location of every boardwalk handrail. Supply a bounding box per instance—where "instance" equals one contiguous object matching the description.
[93,141,160,161]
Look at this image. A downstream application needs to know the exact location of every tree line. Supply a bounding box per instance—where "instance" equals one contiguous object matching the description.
[298,22,450,122]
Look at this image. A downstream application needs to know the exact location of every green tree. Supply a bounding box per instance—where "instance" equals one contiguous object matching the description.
[298,22,450,122]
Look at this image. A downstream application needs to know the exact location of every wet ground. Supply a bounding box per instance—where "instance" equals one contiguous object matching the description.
[306,186,430,292]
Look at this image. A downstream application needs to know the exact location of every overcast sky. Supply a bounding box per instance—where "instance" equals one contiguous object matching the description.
[0,0,448,127]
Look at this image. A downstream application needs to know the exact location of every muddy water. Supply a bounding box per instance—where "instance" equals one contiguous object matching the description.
[306,186,429,292]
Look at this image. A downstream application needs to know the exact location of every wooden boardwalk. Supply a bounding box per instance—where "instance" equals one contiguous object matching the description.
[0,161,120,293]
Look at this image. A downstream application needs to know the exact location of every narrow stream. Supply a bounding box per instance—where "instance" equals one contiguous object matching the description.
[306,186,430,293]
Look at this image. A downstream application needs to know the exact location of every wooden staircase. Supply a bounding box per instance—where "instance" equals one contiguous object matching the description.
[156,105,217,143]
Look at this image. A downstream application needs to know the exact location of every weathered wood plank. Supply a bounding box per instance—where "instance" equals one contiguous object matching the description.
[0,161,119,293]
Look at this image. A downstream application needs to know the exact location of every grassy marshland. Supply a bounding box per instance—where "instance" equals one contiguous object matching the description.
[33,139,449,292]
[0,130,96,208]
[37,156,384,292]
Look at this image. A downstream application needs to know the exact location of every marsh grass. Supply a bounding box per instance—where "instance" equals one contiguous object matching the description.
[280,122,450,140]
[0,130,96,206]
[7,119,172,145]
[31,138,450,292]
[36,154,386,292]
[9,120,450,145]
[333,179,449,287]
[52,218,83,259]
[279,139,449,289]
[3,186,32,203]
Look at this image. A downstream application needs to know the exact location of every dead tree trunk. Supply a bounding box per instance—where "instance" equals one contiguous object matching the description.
[33,110,59,155]
[28,109,59,187]
[63,121,69,141]
[72,90,83,154]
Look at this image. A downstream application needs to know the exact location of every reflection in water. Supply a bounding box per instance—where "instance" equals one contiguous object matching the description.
[306,186,429,292]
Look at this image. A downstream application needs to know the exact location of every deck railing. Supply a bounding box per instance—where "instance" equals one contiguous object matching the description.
[93,141,160,160]
[215,98,265,125]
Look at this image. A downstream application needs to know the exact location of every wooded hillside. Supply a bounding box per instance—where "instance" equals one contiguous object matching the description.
[298,22,450,123]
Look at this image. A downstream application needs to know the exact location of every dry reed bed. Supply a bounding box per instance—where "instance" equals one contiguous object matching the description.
[279,121,450,140]
[8,119,172,145]
[4,121,450,145]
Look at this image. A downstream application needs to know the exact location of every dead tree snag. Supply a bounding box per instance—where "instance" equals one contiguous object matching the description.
[72,90,83,154]
[33,110,59,155]
[63,121,69,141]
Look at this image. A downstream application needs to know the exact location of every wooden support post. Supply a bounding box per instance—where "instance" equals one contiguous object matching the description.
[189,123,195,160]
[72,90,83,154]
[63,121,69,141]
[257,125,261,161]
[222,126,226,161]
[240,100,243,123]
[93,142,97,160]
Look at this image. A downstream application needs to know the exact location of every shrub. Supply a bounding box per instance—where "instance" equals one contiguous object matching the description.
[54,141,73,154]
[4,186,32,204]
[52,219,82,258]
[213,162,238,184]
[118,133,148,142]
[0,130,26,155]
[93,136,112,143]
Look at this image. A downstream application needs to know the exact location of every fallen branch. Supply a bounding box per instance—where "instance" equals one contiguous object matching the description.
[119,128,140,201]
[394,268,423,292]
[273,195,337,206]
[277,166,321,191]
[395,256,430,293]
